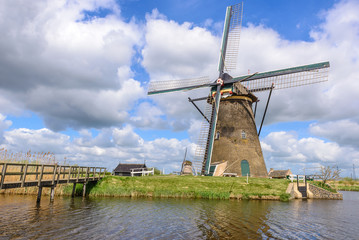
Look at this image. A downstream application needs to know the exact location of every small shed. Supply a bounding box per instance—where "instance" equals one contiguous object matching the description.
[268,168,292,179]
[113,163,147,176]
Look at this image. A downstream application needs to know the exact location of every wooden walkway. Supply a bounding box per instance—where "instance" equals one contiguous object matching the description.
[0,162,106,202]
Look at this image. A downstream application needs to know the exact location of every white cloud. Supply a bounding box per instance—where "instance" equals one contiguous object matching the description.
[142,10,219,80]
[0,0,144,130]
[261,131,359,176]
[0,114,12,144]
[130,102,168,129]
[0,123,193,172]
[310,120,359,148]
[3,128,70,154]
[113,125,144,147]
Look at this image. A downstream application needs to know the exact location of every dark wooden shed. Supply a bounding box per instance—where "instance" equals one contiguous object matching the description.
[113,163,147,176]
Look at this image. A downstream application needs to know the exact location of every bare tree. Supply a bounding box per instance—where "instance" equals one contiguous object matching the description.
[320,166,341,184]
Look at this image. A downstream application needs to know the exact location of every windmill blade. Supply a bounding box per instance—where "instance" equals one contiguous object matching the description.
[224,3,243,72]
[218,2,243,74]
[147,76,211,95]
[203,84,222,175]
[231,61,330,93]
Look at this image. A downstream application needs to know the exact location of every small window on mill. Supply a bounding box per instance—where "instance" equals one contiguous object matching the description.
[215,131,220,140]
[241,130,246,139]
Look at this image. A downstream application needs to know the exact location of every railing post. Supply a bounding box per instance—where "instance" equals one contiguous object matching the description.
[38,165,44,187]
[19,165,24,182]
[86,167,89,181]
[56,165,61,185]
[21,164,29,188]
[52,164,58,185]
[62,166,66,179]
[67,166,71,183]
[35,165,39,180]
[296,175,299,190]
[76,167,80,182]
[0,163,7,189]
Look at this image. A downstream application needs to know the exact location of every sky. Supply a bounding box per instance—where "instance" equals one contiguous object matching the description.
[0,0,358,177]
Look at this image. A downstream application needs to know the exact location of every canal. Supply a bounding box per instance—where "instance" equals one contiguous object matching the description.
[0,192,358,239]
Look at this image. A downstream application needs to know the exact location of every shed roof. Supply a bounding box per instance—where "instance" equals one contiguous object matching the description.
[114,163,147,172]
[268,169,291,178]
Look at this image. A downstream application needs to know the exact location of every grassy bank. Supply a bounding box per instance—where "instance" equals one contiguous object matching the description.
[1,175,291,201]
[72,175,291,201]
[329,178,359,191]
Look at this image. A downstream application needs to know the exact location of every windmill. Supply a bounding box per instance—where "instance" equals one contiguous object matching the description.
[147,2,329,177]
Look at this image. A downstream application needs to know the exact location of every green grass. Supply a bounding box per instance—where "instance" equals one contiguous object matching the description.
[329,178,359,191]
[64,175,290,201]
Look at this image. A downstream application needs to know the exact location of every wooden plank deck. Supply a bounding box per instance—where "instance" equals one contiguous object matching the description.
[0,162,106,191]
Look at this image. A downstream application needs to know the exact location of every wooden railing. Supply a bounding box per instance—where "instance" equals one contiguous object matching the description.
[0,162,106,190]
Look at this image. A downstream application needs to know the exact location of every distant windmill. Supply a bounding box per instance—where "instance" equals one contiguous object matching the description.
[180,148,194,175]
[148,2,329,177]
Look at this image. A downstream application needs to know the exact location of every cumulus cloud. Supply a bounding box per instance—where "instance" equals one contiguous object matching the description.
[237,0,359,129]
[0,0,145,130]
[0,123,193,172]
[3,128,70,154]
[0,114,12,144]
[261,131,359,176]
[142,9,219,80]
[310,120,359,148]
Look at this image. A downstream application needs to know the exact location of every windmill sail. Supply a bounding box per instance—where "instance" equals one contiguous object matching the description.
[233,62,330,92]
[218,3,243,74]
[192,103,213,175]
[147,76,211,95]
[223,3,243,73]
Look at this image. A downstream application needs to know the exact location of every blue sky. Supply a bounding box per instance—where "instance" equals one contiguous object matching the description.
[0,0,358,177]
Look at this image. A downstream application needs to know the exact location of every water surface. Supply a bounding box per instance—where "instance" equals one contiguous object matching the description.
[0,192,358,239]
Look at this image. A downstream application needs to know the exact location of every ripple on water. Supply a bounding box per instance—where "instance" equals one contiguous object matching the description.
[0,192,359,239]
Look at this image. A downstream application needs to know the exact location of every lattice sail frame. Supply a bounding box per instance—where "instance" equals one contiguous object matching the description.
[223,3,243,72]
[236,62,330,93]
[148,76,210,95]
[245,68,329,92]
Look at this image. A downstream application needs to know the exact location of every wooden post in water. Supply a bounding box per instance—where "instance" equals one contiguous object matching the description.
[50,186,55,202]
[82,182,87,197]
[72,183,77,198]
[37,186,43,203]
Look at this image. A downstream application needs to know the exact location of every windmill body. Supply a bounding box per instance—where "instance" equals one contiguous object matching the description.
[148,2,330,176]
[208,81,267,177]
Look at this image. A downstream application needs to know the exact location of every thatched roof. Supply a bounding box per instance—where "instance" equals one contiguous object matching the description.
[268,169,292,178]
[114,163,147,173]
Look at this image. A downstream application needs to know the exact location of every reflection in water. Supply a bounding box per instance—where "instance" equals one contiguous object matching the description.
[196,200,273,239]
[0,192,358,239]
